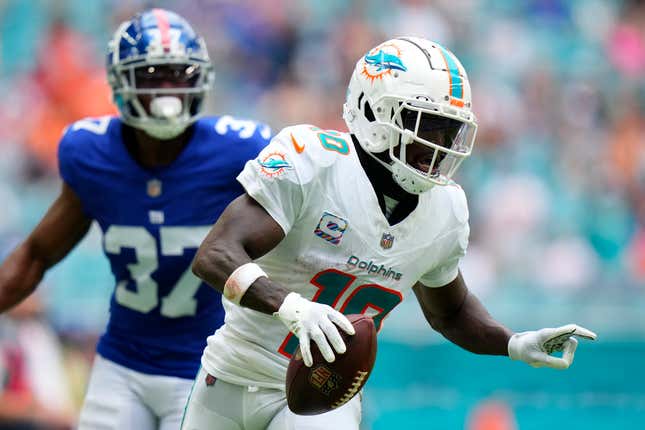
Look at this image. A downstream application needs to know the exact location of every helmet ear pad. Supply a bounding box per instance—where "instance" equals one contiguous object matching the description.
[391,161,434,194]
[345,82,398,154]
[362,94,376,122]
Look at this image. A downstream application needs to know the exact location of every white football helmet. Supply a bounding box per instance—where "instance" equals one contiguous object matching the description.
[343,37,478,194]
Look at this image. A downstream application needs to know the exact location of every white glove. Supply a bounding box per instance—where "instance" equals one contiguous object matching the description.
[275,292,355,367]
[508,324,597,369]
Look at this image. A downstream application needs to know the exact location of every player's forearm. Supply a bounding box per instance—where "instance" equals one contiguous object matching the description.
[193,240,290,314]
[192,239,245,292]
[429,292,513,356]
[0,243,45,313]
[240,277,290,314]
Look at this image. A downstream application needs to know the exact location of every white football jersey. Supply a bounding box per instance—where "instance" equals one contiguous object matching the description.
[202,124,469,389]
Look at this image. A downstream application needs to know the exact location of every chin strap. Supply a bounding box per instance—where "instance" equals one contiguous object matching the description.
[361,128,415,173]
[123,95,193,140]
[360,131,433,195]
[141,123,189,140]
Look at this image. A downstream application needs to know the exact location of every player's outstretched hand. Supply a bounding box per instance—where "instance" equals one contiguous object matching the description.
[275,292,355,367]
[508,324,597,369]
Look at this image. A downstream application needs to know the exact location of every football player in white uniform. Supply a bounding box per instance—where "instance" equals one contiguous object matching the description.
[181,37,597,430]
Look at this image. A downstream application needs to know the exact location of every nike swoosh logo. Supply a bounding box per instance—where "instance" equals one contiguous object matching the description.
[291,133,305,153]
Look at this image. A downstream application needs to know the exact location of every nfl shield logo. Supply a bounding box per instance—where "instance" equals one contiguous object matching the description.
[205,373,217,386]
[147,179,162,197]
[380,232,394,249]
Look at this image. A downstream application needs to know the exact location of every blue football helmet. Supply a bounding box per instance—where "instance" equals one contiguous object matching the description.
[107,9,214,139]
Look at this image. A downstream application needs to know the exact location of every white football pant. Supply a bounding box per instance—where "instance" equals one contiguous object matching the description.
[77,355,194,430]
[180,367,362,430]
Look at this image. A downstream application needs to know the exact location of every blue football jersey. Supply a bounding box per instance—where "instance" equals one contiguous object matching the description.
[58,115,271,379]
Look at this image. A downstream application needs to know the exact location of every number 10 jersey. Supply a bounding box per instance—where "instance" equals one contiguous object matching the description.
[201,124,470,389]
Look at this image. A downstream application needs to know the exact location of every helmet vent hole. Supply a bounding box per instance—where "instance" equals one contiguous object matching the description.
[364,101,376,122]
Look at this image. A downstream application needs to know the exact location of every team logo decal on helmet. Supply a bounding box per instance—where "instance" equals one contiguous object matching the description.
[257,152,293,178]
[361,43,407,83]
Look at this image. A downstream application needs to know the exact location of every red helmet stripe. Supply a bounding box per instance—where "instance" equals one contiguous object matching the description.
[152,8,171,52]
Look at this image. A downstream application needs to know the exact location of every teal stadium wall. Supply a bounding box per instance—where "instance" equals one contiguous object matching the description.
[363,340,644,429]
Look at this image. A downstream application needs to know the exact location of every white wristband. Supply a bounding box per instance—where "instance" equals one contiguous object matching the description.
[223,263,268,305]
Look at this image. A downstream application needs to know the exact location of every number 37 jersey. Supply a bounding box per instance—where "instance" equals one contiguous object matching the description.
[58,115,270,379]
[202,124,470,389]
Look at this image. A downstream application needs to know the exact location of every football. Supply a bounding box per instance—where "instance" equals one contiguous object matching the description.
[285,314,377,415]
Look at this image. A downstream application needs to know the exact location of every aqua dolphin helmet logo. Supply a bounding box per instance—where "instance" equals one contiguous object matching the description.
[361,42,407,83]
[364,51,408,72]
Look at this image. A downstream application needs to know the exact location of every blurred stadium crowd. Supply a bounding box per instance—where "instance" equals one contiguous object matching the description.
[0,0,644,427]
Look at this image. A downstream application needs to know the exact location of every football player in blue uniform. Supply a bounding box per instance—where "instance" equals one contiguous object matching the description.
[0,9,271,429]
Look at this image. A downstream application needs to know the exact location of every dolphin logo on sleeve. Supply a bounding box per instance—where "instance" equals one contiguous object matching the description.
[257,151,293,178]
